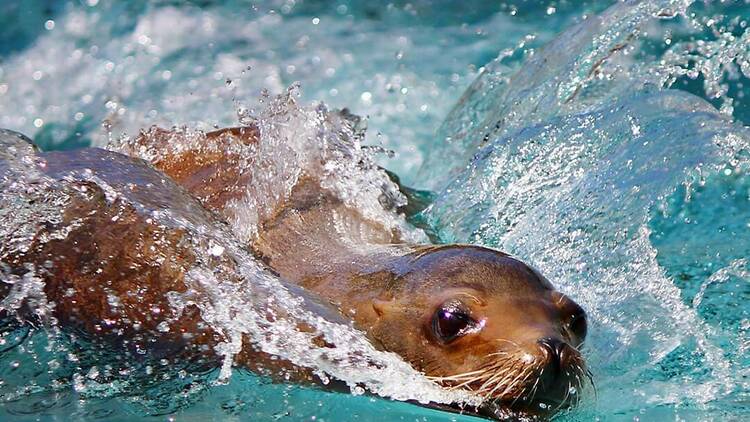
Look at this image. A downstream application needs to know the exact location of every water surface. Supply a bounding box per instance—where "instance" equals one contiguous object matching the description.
[1,0,750,420]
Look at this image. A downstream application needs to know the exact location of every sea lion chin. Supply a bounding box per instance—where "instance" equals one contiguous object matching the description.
[0,124,590,419]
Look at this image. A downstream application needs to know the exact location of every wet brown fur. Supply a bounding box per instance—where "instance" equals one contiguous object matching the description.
[0,126,588,416]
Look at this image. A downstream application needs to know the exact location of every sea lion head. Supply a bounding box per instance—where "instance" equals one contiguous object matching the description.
[363,245,588,416]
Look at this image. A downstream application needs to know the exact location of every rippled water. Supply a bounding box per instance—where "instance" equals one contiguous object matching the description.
[1,0,750,420]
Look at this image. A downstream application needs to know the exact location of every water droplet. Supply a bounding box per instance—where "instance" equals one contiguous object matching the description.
[352,385,365,395]
[209,244,225,257]
[87,366,99,379]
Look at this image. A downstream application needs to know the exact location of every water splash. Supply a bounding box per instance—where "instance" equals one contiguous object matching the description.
[0,1,549,182]
[420,0,750,418]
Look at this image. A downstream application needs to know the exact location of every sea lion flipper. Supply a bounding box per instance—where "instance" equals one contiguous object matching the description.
[116,125,260,213]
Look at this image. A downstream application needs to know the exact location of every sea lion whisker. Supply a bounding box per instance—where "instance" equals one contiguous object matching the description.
[478,364,517,392]
[477,365,514,397]
[493,372,523,400]
[486,350,511,358]
[445,367,503,390]
[508,368,536,408]
[573,372,584,408]
[552,380,572,414]
[493,338,521,349]
[476,370,506,394]
[447,374,490,390]
[494,364,529,399]
[426,368,489,381]
[431,375,480,390]
[583,367,597,399]
[484,377,508,399]
[527,370,542,406]
[460,365,502,382]
[482,371,515,400]
[514,366,536,393]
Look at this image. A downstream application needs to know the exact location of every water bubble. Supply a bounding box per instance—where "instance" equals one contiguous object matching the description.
[72,374,86,392]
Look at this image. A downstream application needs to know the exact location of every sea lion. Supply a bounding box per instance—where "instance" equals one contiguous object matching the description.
[0,123,589,419]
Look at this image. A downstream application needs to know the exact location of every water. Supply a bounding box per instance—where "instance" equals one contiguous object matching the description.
[1,0,750,420]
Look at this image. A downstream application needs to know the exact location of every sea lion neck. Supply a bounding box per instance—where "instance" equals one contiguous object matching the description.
[250,176,415,298]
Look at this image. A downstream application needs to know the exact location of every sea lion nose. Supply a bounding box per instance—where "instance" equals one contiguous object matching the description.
[538,337,571,377]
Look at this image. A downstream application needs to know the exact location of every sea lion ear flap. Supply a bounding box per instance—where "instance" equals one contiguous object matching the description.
[372,297,398,318]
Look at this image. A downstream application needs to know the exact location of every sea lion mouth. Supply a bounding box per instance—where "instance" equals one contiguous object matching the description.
[428,349,592,418]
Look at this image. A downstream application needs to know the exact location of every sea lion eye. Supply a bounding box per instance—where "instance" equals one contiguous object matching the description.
[432,300,476,344]
[567,306,587,343]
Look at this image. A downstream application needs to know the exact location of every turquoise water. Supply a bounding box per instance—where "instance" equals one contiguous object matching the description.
[1,0,750,420]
